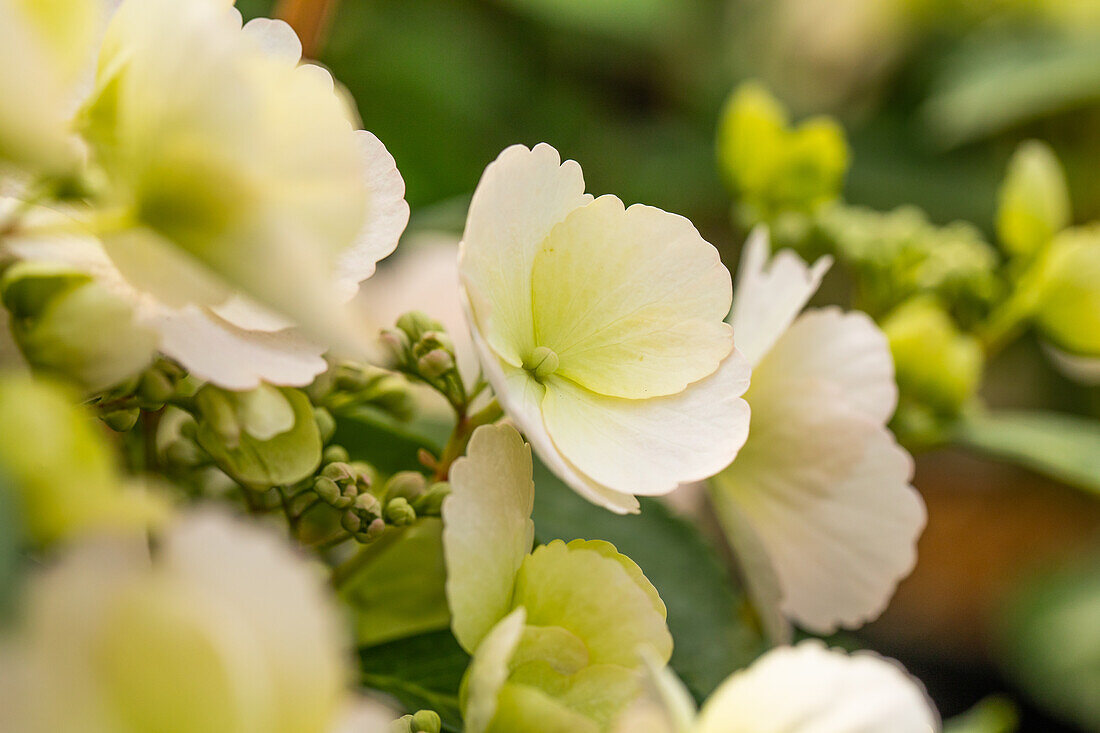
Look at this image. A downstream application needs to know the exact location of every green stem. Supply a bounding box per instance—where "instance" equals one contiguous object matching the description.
[331,525,408,588]
[433,398,503,481]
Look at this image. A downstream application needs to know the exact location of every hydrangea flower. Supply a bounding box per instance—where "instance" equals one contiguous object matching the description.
[459,144,750,514]
[0,510,379,733]
[709,229,926,638]
[442,424,672,732]
[0,0,104,172]
[66,0,408,354]
[2,3,409,390]
[614,640,938,733]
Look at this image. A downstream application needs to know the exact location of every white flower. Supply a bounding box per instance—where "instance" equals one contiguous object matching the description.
[0,510,368,733]
[709,228,926,638]
[0,0,105,172]
[459,143,751,514]
[615,640,939,733]
[68,0,408,352]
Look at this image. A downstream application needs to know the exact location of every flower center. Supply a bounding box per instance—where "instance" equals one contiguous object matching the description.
[522,346,559,382]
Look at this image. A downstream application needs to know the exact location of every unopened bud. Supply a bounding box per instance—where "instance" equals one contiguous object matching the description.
[417,348,454,379]
[341,510,362,534]
[164,438,206,468]
[384,496,417,526]
[413,482,451,516]
[102,407,140,432]
[195,388,241,447]
[396,311,444,344]
[412,710,442,733]
[322,461,355,483]
[354,492,382,518]
[313,476,344,507]
[390,716,415,733]
[364,517,387,542]
[384,471,427,502]
[379,328,411,366]
[313,406,336,443]
[323,444,349,465]
[137,368,174,406]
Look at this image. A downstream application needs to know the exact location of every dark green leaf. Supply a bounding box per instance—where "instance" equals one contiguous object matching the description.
[530,460,766,701]
[334,407,449,478]
[994,552,1100,731]
[360,630,469,733]
[954,410,1100,497]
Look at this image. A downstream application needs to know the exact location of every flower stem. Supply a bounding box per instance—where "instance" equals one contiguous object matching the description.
[433,398,503,481]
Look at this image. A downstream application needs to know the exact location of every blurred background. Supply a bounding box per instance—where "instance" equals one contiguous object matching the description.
[244,1,1100,730]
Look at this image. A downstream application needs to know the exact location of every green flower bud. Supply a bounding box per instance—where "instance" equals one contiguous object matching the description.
[997,140,1070,259]
[137,368,175,407]
[1,262,157,392]
[364,517,387,542]
[313,476,346,507]
[717,82,849,222]
[102,407,140,432]
[417,348,454,379]
[322,461,355,483]
[384,496,417,526]
[384,471,428,503]
[164,438,206,469]
[390,716,415,733]
[354,491,382,518]
[1034,229,1100,356]
[341,510,363,534]
[195,387,241,447]
[396,311,445,344]
[412,482,450,517]
[883,297,984,415]
[412,710,442,733]
[313,406,336,443]
[322,444,349,465]
[379,328,411,366]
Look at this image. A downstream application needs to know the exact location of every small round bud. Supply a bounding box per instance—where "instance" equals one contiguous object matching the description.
[364,517,387,542]
[384,471,427,502]
[379,329,411,366]
[390,716,414,733]
[102,407,140,432]
[321,461,355,482]
[384,496,417,526]
[1034,231,1100,355]
[341,510,362,534]
[413,482,451,516]
[396,311,444,343]
[412,710,442,733]
[353,492,381,517]
[417,349,454,379]
[322,444,350,465]
[138,368,175,406]
[313,476,343,506]
[313,406,336,443]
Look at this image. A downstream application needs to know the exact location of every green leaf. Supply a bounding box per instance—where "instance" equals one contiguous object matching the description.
[954,410,1100,497]
[360,629,470,733]
[943,696,1019,733]
[196,388,322,489]
[530,460,766,701]
[341,518,451,647]
[994,552,1100,731]
[334,407,449,477]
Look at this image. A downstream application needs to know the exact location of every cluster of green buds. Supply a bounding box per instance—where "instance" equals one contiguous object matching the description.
[717,82,850,235]
[391,710,442,733]
[311,447,385,543]
[93,359,192,432]
[381,311,467,410]
[0,260,157,394]
[309,360,416,422]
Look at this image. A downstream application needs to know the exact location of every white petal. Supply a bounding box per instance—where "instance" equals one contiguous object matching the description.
[729,227,831,367]
[443,424,535,654]
[163,510,348,733]
[241,17,302,65]
[529,196,733,398]
[459,143,592,366]
[696,640,939,733]
[465,298,640,514]
[1044,343,1100,386]
[211,296,293,333]
[712,376,924,632]
[540,353,751,497]
[762,307,897,425]
[333,130,410,301]
[151,306,327,390]
[464,608,527,733]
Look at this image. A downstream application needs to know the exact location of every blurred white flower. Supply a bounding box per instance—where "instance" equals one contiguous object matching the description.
[459,143,750,514]
[0,0,105,172]
[710,228,926,639]
[0,510,371,733]
[68,0,408,352]
[614,640,939,733]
